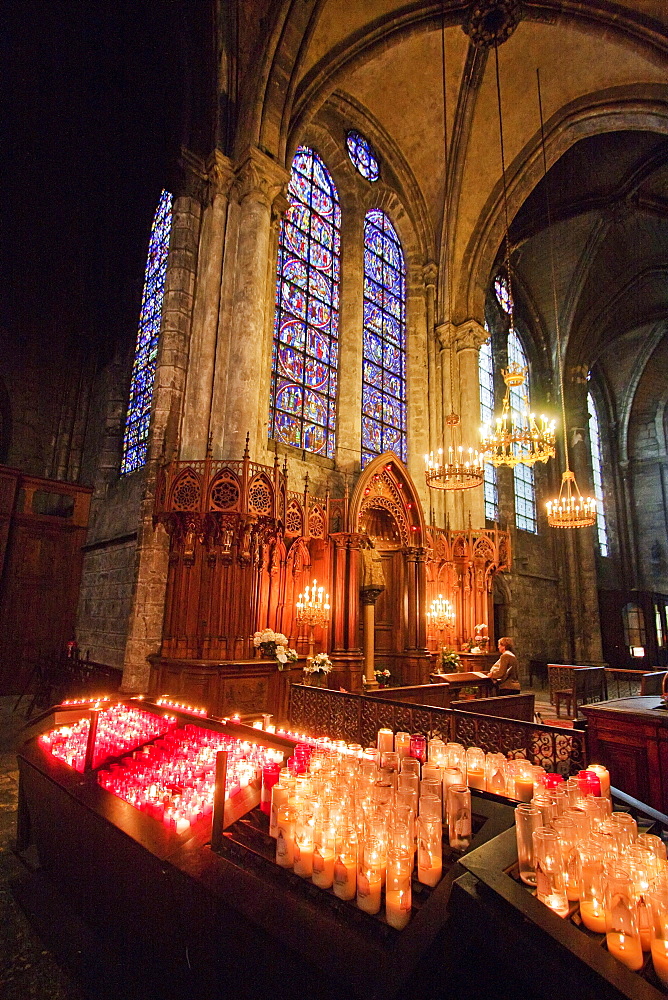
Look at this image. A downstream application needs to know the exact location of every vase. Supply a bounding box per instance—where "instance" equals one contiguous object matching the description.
[304,673,327,687]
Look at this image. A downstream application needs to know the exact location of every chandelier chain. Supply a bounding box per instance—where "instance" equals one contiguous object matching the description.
[494,43,515,327]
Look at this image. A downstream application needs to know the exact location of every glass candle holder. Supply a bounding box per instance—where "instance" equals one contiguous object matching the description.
[394,732,411,760]
[553,784,570,816]
[293,800,315,878]
[552,815,580,901]
[427,737,446,765]
[447,784,472,851]
[514,761,535,803]
[357,836,384,914]
[398,771,419,796]
[269,781,289,838]
[577,769,601,798]
[400,757,421,776]
[577,849,607,933]
[515,804,542,886]
[380,751,400,776]
[377,728,394,752]
[312,825,336,889]
[586,764,610,798]
[465,747,486,791]
[637,833,667,862]
[409,734,427,765]
[649,888,668,986]
[604,864,644,971]
[445,743,466,776]
[485,753,506,795]
[417,813,443,886]
[276,802,296,868]
[533,827,569,917]
[386,849,413,930]
[333,827,358,901]
[610,811,638,848]
[261,761,281,815]
[531,794,556,828]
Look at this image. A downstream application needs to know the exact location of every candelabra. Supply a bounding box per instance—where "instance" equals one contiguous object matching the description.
[295,579,330,659]
[427,595,455,651]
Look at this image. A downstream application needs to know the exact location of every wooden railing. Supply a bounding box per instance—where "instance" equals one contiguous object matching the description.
[288,685,587,776]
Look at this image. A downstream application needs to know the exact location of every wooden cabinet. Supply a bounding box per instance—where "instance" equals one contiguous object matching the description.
[581,696,668,814]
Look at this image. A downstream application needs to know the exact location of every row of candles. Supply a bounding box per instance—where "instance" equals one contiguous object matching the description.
[266,743,472,930]
[39,705,177,770]
[515,775,668,984]
[97,723,284,834]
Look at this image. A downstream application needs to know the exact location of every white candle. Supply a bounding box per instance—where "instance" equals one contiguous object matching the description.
[311,846,335,888]
[579,899,607,933]
[385,887,411,930]
[333,854,357,900]
[293,842,314,878]
[466,766,485,791]
[606,930,644,971]
[357,872,382,914]
[651,939,668,986]
[587,764,610,798]
[417,845,442,887]
[377,728,394,753]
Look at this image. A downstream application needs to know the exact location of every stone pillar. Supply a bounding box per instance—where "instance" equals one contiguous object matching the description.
[406,257,430,514]
[220,147,289,461]
[562,367,604,663]
[454,319,487,528]
[406,547,418,650]
[336,211,364,475]
[423,262,442,526]
[180,151,234,460]
[121,163,203,691]
[361,586,384,689]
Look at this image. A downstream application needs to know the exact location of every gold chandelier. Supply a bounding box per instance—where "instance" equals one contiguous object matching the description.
[531,69,596,529]
[480,361,556,467]
[479,43,556,471]
[425,9,484,493]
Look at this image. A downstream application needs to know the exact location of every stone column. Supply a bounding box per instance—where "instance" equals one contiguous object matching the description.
[563,367,604,663]
[180,151,234,460]
[423,262,442,526]
[361,586,384,689]
[121,160,203,691]
[219,147,289,461]
[406,257,430,513]
[454,319,487,528]
[335,211,364,475]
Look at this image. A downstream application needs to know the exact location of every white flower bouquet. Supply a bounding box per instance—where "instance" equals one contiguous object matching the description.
[304,652,333,675]
[252,629,297,669]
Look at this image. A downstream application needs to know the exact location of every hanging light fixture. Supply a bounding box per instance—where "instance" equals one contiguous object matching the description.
[479,41,556,469]
[531,70,596,529]
[425,4,484,492]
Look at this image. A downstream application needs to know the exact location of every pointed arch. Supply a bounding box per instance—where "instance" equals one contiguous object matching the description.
[349,452,425,546]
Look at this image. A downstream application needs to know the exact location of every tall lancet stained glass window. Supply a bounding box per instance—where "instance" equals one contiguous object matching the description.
[361,210,406,467]
[270,147,341,459]
[120,190,173,475]
[508,328,537,533]
[479,337,499,521]
[587,391,608,555]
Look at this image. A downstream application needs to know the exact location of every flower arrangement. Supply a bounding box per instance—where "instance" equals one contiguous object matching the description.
[374,668,392,688]
[252,629,298,670]
[441,647,461,671]
[473,622,489,651]
[304,652,333,676]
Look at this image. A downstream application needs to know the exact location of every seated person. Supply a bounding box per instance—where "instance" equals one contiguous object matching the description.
[487,637,520,693]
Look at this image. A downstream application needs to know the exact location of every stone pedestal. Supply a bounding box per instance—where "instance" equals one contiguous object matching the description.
[361,585,384,690]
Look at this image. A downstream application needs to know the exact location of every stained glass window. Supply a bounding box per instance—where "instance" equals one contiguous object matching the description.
[270,147,341,459]
[508,328,537,532]
[120,190,173,475]
[494,273,512,314]
[361,209,406,467]
[346,130,380,182]
[479,337,498,521]
[587,391,608,556]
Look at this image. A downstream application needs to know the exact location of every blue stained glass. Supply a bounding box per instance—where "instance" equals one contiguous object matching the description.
[361,211,406,466]
[508,329,537,532]
[121,190,173,475]
[346,130,380,182]
[270,148,340,457]
[479,335,498,521]
[494,273,513,314]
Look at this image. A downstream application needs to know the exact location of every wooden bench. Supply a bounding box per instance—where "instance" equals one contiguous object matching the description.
[550,665,607,719]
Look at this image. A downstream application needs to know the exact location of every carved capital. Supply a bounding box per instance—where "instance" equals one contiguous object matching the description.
[232,146,290,210]
[178,147,209,203]
[423,261,438,289]
[567,364,589,385]
[436,318,488,352]
[206,150,234,203]
[360,585,384,606]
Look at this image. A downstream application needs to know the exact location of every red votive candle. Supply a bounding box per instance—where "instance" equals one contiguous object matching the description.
[542,772,565,790]
[261,762,281,814]
[577,769,601,797]
[409,734,427,765]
